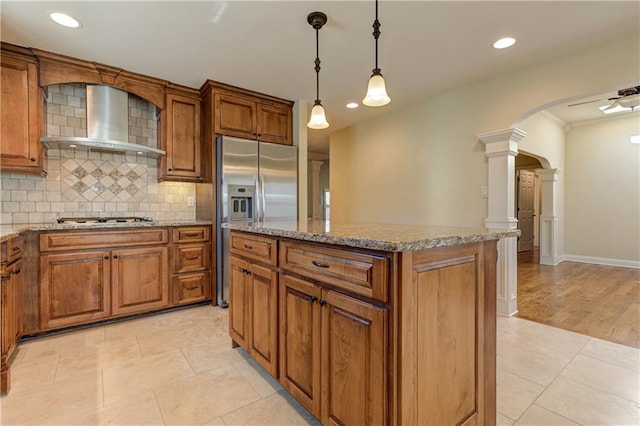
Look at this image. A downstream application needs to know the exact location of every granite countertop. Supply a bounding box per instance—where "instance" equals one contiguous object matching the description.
[223,220,520,252]
[0,220,213,243]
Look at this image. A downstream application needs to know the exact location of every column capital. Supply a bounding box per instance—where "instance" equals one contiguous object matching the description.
[537,168,560,182]
[478,128,526,158]
[309,160,324,172]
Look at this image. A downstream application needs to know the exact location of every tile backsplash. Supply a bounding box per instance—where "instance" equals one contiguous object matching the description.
[0,83,196,225]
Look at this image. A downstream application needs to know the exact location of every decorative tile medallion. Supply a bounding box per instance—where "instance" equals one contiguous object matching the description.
[61,159,148,202]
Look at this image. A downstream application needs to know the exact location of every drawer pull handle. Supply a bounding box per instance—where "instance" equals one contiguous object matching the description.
[185,286,199,291]
[11,246,20,252]
[12,269,21,275]
[184,232,201,237]
[312,260,330,268]
[244,244,253,250]
[310,296,318,303]
[185,256,199,260]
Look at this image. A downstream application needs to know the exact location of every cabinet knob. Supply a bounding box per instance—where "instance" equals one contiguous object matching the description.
[113,255,119,259]
[104,256,109,259]
[310,296,318,303]
[319,299,327,307]
[12,246,20,252]
[244,244,253,250]
[30,157,36,162]
[168,168,172,171]
[12,269,21,275]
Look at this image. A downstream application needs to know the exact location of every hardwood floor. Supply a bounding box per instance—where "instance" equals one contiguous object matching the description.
[517,249,640,348]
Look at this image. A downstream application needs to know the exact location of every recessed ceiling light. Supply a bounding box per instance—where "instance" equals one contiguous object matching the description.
[69,144,77,148]
[346,102,359,109]
[493,37,516,49]
[50,12,81,28]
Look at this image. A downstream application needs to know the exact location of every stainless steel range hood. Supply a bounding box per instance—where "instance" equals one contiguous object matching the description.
[41,85,165,158]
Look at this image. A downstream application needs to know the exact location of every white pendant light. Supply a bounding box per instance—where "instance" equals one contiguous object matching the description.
[363,0,391,107]
[307,12,329,129]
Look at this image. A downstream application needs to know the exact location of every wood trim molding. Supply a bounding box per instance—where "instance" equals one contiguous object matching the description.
[200,79,294,107]
[32,48,167,108]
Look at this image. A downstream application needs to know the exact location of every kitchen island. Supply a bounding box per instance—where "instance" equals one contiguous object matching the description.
[223,221,519,426]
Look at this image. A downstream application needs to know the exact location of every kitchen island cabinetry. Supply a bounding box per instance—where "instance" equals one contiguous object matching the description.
[226,223,517,426]
[0,43,45,175]
[1,236,24,395]
[201,80,293,146]
[229,233,278,376]
[159,86,202,182]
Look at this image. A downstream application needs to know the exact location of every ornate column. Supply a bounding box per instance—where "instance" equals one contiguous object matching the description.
[537,168,561,265]
[310,160,324,220]
[478,128,526,316]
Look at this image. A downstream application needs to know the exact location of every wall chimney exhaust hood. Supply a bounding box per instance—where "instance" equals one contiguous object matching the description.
[41,85,165,158]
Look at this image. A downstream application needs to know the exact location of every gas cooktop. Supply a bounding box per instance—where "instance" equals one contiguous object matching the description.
[56,217,154,224]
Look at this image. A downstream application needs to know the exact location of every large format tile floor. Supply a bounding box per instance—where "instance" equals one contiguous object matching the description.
[1,305,638,425]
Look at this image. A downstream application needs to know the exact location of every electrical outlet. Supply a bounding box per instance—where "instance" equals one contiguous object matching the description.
[187,196,194,207]
[481,186,488,198]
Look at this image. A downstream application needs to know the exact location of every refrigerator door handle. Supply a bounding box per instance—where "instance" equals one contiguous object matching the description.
[258,172,266,222]
[255,175,261,223]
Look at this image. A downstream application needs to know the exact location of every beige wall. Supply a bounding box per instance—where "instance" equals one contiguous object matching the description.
[565,115,640,262]
[330,30,639,228]
[518,112,567,255]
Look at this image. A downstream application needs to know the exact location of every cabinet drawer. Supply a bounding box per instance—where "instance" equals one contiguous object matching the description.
[173,226,210,243]
[172,272,210,305]
[173,243,210,273]
[229,232,277,266]
[280,241,389,302]
[40,229,169,252]
[2,236,24,263]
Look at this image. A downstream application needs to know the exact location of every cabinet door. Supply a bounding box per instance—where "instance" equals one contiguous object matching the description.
[229,256,250,349]
[40,251,111,329]
[257,103,292,145]
[162,93,202,181]
[248,262,278,377]
[0,54,44,174]
[214,93,256,139]
[111,246,169,315]
[279,274,321,417]
[321,289,387,426]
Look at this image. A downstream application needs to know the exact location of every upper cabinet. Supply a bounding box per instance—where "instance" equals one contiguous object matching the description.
[0,43,45,175]
[158,85,202,182]
[202,80,293,146]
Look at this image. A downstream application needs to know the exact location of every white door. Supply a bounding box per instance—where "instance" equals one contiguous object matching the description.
[517,170,535,252]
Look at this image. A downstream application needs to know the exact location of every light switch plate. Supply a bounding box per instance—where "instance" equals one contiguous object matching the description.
[481,186,488,198]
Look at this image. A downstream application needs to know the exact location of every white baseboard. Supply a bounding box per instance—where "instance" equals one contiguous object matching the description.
[562,254,640,269]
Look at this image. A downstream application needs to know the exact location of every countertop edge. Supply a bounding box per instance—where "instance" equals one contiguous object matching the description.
[1,220,213,243]
[223,222,520,252]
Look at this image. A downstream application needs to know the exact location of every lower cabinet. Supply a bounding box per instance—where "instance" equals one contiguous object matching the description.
[111,246,169,316]
[279,274,387,424]
[229,255,278,377]
[40,246,169,329]
[1,258,23,395]
[40,251,111,329]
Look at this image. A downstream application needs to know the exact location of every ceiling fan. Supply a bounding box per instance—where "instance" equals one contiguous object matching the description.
[568,86,640,111]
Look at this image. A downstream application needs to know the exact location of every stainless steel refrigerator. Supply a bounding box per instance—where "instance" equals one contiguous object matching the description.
[216,136,297,307]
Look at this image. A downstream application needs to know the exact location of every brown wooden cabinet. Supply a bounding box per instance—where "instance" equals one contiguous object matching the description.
[279,274,387,424]
[40,251,111,329]
[0,43,45,175]
[201,80,293,146]
[159,87,202,182]
[229,232,279,377]
[1,236,25,395]
[39,228,170,330]
[111,246,169,315]
[171,226,212,306]
[229,230,499,426]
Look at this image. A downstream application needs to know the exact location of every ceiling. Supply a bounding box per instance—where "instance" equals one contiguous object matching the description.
[546,89,640,126]
[2,1,639,153]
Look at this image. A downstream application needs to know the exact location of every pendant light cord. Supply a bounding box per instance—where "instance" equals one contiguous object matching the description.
[314,28,321,102]
[372,0,380,73]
